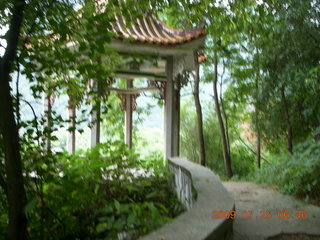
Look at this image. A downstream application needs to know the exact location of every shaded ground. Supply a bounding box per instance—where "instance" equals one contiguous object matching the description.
[222,182,320,240]
[269,234,320,240]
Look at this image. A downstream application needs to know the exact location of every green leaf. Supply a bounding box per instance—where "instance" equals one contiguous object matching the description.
[114,200,120,212]
[127,213,136,225]
[96,222,108,233]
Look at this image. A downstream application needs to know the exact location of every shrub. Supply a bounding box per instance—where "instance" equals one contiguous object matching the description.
[230,143,256,179]
[249,140,320,200]
[0,141,184,240]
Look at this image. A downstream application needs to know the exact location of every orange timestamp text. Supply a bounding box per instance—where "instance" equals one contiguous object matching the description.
[211,210,309,220]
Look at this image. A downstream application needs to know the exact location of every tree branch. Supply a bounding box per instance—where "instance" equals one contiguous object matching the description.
[238,137,270,164]
[20,98,41,146]
[1,1,26,72]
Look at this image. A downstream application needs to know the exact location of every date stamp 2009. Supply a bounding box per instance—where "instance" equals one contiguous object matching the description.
[211,210,309,220]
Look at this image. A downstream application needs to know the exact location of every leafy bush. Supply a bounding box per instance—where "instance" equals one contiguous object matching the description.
[0,141,184,240]
[230,143,256,179]
[248,140,320,200]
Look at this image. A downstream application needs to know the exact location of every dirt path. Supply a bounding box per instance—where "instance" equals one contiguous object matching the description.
[222,181,320,240]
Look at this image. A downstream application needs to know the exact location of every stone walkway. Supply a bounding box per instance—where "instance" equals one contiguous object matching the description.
[222,181,320,240]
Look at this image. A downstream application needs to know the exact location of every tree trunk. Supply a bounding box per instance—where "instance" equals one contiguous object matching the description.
[280,86,293,154]
[0,0,28,239]
[220,98,230,157]
[254,58,261,168]
[193,65,206,166]
[255,106,261,168]
[213,54,233,179]
[218,62,230,158]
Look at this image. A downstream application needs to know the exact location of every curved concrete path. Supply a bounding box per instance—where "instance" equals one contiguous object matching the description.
[222,181,320,240]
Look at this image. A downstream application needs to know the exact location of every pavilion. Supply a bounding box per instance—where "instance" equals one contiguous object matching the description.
[45,15,206,159]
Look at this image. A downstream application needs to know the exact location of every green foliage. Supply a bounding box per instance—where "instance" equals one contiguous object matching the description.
[100,93,125,142]
[0,142,184,240]
[230,143,256,180]
[224,0,320,152]
[134,128,164,161]
[180,99,255,179]
[249,140,320,200]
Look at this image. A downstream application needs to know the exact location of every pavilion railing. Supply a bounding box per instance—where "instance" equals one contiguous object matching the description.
[168,160,194,209]
[140,157,234,240]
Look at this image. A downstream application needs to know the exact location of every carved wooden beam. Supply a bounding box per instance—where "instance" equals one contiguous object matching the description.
[107,87,159,94]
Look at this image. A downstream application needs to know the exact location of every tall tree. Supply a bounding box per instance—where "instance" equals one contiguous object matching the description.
[254,53,262,167]
[213,53,232,179]
[0,0,28,239]
[280,85,293,154]
[254,0,319,153]
[193,64,206,166]
[254,76,262,167]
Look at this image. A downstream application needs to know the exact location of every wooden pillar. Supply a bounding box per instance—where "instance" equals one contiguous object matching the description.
[125,79,133,149]
[43,93,53,152]
[67,97,76,153]
[165,56,174,159]
[173,78,180,156]
[91,80,101,147]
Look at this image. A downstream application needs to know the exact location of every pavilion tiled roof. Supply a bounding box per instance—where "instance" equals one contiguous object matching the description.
[111,15,206,46]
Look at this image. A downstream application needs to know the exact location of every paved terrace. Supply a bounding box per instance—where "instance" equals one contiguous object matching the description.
[223,181,320,240]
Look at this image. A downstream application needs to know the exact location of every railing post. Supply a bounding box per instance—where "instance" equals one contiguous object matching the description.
[125,79,133,149]
[173,77,180,156]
